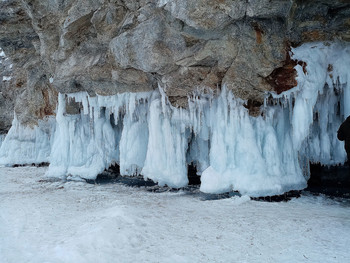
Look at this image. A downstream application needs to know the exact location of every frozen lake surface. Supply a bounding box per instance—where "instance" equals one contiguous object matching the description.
[1,166,350,263]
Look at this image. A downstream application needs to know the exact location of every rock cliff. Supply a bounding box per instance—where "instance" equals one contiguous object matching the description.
[0,0,350,131]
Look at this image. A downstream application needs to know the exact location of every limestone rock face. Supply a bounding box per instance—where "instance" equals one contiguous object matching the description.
[0,0,350,129]
[110,12,186,74]
[163,0,246,30]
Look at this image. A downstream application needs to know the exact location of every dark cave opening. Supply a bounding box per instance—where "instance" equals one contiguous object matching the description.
[85,163,120,184]
[86,163,157,187]
[187,163,201,186]
[87,162,202,188]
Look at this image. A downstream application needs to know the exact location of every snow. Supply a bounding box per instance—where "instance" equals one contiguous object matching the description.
[0,42,350,196]
[1,166,350,263]
[2,76,11,81]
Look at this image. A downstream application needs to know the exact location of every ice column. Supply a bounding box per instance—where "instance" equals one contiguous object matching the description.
[291,42,349,165]
[142,90,190,187]
[199,89,305,196]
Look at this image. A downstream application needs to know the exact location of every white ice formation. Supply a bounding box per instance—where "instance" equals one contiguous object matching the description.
[0,134,5,148]
[0,42,349,196]
[2,76,12,81]
[0,115,55,166]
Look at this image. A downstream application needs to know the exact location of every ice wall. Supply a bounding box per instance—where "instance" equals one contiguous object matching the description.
[0,115,55,166]
[46,92,152,179]
[0,42,349,196]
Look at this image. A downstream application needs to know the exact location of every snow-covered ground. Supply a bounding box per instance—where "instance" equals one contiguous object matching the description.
[1,166,350,263]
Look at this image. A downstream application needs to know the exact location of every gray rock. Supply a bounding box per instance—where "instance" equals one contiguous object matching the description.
[246,0,293,19]
[223,20,286,103]
[0,0,350,129]
[163,0,247,30]
[110,13,186,74]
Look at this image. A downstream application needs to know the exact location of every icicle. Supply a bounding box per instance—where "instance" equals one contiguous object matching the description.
[119,93,150,176]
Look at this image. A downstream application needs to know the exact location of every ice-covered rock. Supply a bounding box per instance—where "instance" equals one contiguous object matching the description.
[47,42,350,196]
[1,42,349,197]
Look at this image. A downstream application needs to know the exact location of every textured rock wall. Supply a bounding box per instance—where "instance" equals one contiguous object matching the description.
[0,0,350,131]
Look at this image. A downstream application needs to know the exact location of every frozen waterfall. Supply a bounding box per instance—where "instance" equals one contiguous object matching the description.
[0,42,349,197]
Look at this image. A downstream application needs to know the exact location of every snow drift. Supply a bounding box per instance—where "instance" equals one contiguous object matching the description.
[0,42,349,196]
